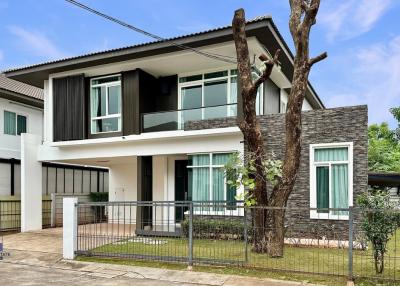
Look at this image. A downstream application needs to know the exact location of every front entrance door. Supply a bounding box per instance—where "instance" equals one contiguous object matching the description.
[175,160,188,221]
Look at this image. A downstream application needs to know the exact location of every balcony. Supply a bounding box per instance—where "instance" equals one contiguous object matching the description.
[141,103,237,133]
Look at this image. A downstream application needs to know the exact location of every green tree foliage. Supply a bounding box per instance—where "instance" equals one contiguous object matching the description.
[368,122,400,172]
[225,152,282,206]
[390,107,400,140]
[357,191,399,274]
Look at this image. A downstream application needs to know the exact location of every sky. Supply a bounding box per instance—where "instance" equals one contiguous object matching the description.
[0,0,399,127]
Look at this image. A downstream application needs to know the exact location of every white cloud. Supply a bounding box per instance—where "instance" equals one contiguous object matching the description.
[325,36,400,126]
[8,26,67,60]
[320,0,391,41]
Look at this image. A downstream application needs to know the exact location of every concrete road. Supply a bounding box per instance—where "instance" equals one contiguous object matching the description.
[0,229,313,286]
[0,261,198,286]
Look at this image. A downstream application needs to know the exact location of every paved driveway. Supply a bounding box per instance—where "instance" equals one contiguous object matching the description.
[2,227,63,254]
[0,229,314,286]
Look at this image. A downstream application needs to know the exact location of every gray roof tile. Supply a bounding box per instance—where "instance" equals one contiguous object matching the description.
[0,73,43,100]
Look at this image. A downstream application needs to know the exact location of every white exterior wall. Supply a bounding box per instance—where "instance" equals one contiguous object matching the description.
[37,129,243,162]
[302,97,313,111]
[152,156,170,230]
[0,97,43,159]
[108,159,138,223]
[280,89,313,112]
[21,133,42,231]
[0,163,11,196]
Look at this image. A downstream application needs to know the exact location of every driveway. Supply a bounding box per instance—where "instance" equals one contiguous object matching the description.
[2,227,63,254]
[1,229,314,286]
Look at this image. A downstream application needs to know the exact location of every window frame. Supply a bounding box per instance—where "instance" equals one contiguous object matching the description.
[309,142,353,220]
[3,110,28,136]
[178,68,264,121]
[187,152,243,215]
[90,74,122,134]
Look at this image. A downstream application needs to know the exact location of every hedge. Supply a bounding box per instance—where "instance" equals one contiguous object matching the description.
[181,218,253,240]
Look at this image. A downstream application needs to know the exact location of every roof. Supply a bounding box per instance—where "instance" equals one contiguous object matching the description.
[0,73,43,100]
[4,15,272,74]
[3,14,324,109]
[369,172,400,187]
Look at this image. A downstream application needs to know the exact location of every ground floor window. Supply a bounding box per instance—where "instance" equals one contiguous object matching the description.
[187,153,236,210]
[310,143,353,219]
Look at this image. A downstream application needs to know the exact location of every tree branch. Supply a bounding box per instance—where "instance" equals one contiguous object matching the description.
[308,51,327,66]
[251,49,281,94]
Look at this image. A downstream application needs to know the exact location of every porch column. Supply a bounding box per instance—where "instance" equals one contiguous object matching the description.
[152,156,169,230]
[21,133,42,232]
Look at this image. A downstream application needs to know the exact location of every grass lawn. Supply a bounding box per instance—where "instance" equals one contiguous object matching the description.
[80,229,400,285]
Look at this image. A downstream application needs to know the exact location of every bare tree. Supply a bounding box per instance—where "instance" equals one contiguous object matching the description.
[232,0,327,256]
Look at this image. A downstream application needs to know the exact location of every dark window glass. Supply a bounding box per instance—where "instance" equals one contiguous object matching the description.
[316,166,329,213]
[204,71,228,79]
[17,115,27,135]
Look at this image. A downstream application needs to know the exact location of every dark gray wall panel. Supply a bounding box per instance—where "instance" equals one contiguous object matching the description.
[53,74,85,141]
[122,70,139,135]
[264,78,280,114]
[157,75,178,111]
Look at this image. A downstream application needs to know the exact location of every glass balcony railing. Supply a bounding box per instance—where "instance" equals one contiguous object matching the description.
[141,103,237,133]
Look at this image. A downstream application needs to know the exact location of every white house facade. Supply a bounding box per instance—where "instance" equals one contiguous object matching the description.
[4,15,367,232]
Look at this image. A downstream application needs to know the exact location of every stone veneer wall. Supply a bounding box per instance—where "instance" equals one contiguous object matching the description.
[185,105,368,238]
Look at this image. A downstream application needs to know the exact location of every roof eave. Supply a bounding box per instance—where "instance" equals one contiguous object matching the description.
[4,16,324,109]
[0,88,44,108]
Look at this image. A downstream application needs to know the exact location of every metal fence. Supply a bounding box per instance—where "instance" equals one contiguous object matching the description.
[0,198,53,232]
[0,200,20,232]
[75,201,400,282]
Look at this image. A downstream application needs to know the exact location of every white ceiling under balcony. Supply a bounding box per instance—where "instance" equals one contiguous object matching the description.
[49,37,291,88]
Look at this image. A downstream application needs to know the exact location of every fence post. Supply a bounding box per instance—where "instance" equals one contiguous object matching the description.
[51,193,56,228]
[188,201,194,270]
[348,206,354,284]
[63,197,78,260]
[244,206,248,264]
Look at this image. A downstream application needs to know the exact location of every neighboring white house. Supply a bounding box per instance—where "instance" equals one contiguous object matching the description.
[0,74,108,198]
[0,74,43,196]
[3,15,367,231]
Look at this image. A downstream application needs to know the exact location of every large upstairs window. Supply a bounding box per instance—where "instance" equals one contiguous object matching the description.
[178,69,265,120]
[179,70,238,123]
[90,75,122,134]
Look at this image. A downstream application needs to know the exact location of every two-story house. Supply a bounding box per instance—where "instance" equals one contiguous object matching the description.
[4,15,367,232]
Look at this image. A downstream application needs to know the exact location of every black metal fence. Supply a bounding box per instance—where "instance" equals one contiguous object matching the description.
[75,201,400,282]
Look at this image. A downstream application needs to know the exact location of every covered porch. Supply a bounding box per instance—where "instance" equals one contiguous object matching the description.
[32,128,244,234]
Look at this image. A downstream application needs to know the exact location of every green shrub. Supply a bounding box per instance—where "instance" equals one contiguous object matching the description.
[357,191,399,274]
[89,192,109,202]
[181,218,252,240]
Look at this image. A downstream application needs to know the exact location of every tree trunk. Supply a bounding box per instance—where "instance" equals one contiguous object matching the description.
[266,208,286,257]
[232,1,326,256]
[232,8,276,253]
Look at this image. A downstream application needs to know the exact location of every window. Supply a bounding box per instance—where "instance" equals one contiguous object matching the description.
[4,111,27,135]
[179,70,235,123]
[179,69,264,120]
[310,143,353,220]
[187,153,237,211]
[90,75,122,134]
